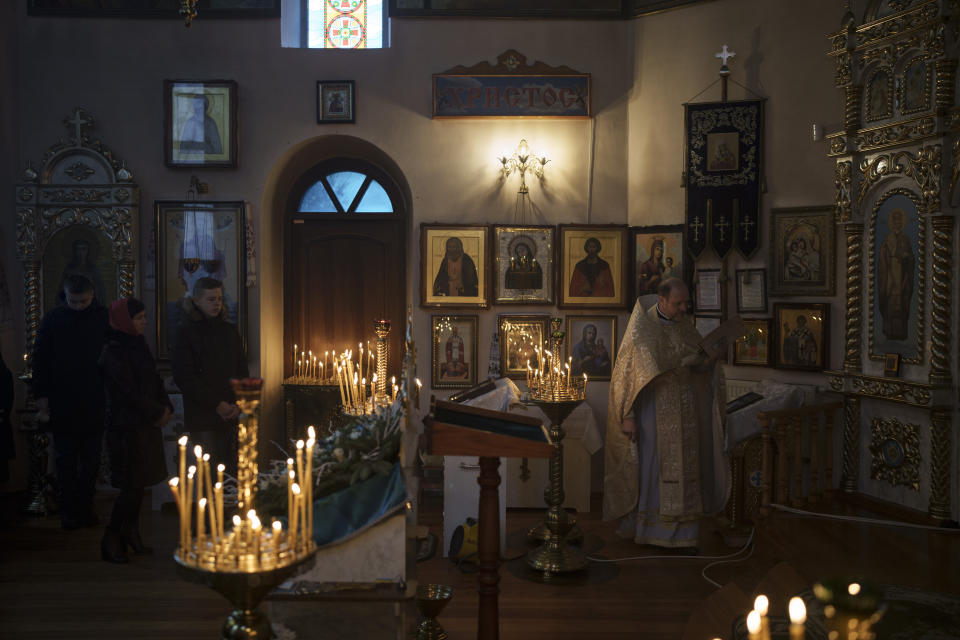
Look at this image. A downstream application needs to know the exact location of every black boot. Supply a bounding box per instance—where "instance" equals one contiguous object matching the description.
[101,529,130,564]
[121,523,153,555]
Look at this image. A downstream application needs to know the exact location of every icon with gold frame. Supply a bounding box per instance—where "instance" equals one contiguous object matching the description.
[421,224,489,308]
[498,314,549,380]
[431,315,478,389]
[493,225,555,304]
[558,224,629,308]
[733,318,772,367]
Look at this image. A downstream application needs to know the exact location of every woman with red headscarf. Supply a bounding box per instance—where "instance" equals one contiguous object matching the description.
[98,298,172,563]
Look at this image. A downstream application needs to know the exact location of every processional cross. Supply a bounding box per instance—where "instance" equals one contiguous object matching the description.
[715,215,730,243]
[715,44,736,102]
[739,215,756,243]
[689,215,704,243]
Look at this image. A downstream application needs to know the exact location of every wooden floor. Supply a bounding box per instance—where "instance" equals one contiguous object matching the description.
[1,489,958,640]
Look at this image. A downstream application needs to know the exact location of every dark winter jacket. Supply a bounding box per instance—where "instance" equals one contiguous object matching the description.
[99,330,171,489]
[171,297,248,432]
[32,302,109,432]
[1,349,14,483]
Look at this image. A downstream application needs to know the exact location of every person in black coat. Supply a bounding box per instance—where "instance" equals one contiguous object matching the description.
[171,277,248,474]
[32,274,108,529]
[98,297,172,564]
[0,347,14,484]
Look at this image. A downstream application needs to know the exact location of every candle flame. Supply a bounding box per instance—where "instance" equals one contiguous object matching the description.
[202,453,210,462]
[296,440,304,450]
[746,610,761,634]
[415,378,422,388]
[194,445,203,458]
[287,458,294,466]
[289,470,295,480]
[169,477,179,487]
[188,465,196,476]
[847,583,861,596]
[292,483,301,495]
[232,514,241,527]
[199,497,207,508]
[789,597,806,624]
[217,463,225,473]
[215,482,222,490]
[272,521,282,532]
[178,435,188,446]
[308,425,316,439]
[754,595,769,616]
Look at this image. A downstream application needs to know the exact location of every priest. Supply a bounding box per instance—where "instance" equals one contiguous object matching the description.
[603,278,729,551]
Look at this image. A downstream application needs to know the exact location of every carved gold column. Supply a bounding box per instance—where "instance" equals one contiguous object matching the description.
[935,59,958,113]
[929,216,954,385]
[22,263,41,362]
[835,161,852,222]
[843,223,865,373]
[928,408,952,520]
[841,395,861,493]
[845,84,862,131]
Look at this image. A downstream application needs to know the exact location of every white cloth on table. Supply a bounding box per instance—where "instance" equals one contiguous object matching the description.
[724,381,807,451]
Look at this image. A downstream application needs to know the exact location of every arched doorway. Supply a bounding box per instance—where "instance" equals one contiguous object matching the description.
[283,158,407,382]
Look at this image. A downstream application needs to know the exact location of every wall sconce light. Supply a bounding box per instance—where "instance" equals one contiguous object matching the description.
[498,139,549,194]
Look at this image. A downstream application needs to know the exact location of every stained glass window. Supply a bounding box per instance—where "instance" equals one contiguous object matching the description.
[307,0,384,49]
[298,170,394,213]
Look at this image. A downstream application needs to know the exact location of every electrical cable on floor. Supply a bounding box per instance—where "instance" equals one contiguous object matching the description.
[585,526,755,563]
[769,503,960,532]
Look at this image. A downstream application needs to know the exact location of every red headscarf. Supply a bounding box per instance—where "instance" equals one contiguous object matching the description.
[109,299,137,336]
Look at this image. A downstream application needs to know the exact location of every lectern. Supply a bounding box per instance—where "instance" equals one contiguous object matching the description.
[423,399,554,640]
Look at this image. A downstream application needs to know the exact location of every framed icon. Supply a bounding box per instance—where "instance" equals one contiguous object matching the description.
[773,302,830,371]
[420,224,489,308]
[493,225,555,304]
[164,79,238,168]
[431,315,478,389]
[564,315,616,381]
[317,80,355,124]
[498,314,550,380]
[558,224,629,308]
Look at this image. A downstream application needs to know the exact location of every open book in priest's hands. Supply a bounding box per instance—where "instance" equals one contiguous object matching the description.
[697,315,746,359]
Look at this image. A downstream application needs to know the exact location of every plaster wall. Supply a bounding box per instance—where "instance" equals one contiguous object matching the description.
[1,0,847,495]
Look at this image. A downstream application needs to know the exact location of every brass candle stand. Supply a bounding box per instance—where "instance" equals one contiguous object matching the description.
[525,319,588,574]
[171,378,317,639]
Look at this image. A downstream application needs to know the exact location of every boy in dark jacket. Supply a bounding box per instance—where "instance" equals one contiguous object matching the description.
[171,277,248,472]
[33,274,108,529]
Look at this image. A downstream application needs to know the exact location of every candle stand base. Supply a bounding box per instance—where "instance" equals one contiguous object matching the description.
[525,398,587,574]
[175,550,316,639]
[525,540,587,575]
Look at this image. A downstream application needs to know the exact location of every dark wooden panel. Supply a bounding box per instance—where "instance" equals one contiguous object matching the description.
[285,218,405,381]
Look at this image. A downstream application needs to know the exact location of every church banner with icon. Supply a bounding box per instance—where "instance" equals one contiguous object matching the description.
[683,99,764,259]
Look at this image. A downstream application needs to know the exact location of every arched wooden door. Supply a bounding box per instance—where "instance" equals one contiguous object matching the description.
[284,158,406,383]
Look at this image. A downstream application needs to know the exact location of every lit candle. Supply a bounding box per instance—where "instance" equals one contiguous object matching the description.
[308,350,313,379]
[318,362,324,383]
[565,362,570,387]
[324,351,329,380]
[168,477,182,552]
[746,610,761,640]
[337,366,346,406]
[393,384,398,404]
[306,426,315,541]
[292,344,297,377]
[186,466,195,552]
[358,343,364,381]
[214,481,224,542]
[197,497,207,553]
[194,445,204,507]
[177,436,188,540]
[296,440,305,498]
[272,520,284,560]
[361,377,367,412]
[291,483,301,547]
[788,597,806,640]
[415,378,422,409]
[200,454,216,544]
[250,512,262,568]
[754,595,770,640]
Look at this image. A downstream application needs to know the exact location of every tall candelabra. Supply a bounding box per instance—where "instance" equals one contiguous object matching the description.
[172,378,316,639]
[375,319,390,401]
[525,318,588,574]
